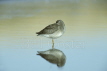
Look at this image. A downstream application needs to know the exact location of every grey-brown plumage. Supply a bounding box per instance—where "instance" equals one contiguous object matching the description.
[36,20,65,38]
[36,20,65,49]
[36,23,58,35]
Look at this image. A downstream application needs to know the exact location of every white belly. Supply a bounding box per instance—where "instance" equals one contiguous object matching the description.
[43,30,63,39]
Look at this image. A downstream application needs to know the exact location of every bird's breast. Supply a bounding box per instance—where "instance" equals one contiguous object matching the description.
[49,30,64,39]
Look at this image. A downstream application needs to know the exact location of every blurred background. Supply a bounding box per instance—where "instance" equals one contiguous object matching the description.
[0,0,107,71]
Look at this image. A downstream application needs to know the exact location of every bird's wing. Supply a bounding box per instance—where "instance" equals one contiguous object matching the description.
[36,23,58,34]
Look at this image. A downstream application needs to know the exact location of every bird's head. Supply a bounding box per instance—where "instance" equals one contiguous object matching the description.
[56,20,65,26]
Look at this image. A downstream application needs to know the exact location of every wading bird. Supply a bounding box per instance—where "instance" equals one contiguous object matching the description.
[36,20,65,49]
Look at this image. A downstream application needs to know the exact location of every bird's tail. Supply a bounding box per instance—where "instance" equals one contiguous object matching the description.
[36,32,39,36]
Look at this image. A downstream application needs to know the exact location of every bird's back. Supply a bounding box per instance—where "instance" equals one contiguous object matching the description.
[36,23,58,35]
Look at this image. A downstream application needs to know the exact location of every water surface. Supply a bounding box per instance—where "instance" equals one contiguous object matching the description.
[0,0,107,71]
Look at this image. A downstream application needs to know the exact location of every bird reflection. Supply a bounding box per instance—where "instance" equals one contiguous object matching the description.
[37,48,66,67]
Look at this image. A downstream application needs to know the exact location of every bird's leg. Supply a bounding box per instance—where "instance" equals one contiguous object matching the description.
[52,39,54,49]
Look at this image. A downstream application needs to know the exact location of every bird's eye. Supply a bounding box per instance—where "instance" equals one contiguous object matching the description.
[56,20,59,23]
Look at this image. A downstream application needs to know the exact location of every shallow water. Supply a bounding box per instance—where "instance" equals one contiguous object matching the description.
[0,0,107,71]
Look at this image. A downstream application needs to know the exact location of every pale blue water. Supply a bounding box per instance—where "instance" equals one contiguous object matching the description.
[0,0,107,71]
[0,36,107,71]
